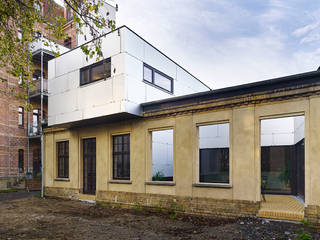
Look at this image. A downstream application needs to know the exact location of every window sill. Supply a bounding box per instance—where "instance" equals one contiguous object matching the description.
[54,178,70,182]
[192,183,232,188]
[145,181,176,186]
[108,180,132,184]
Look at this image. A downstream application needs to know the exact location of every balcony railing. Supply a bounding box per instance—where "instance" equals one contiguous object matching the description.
[29,79,48,97]
[29,125,40,137]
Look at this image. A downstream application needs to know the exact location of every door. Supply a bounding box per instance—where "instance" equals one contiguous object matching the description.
[83,138,96,195]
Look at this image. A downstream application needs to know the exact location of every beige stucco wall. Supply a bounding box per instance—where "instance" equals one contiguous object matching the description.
[44,95,320,208]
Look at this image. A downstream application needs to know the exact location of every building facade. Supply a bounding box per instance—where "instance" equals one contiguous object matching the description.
[0,0,83,183]
[44,22,320,224]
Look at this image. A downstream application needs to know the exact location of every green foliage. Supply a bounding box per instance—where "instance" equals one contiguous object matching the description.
[152,171,165,181]
[296,232,312,240]
[295,219,313,240]
[0,0,116,102]
[0,189,19,194]
[134,202,142,211]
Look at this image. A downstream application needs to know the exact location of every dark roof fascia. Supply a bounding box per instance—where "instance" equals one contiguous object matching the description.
[142,70,320,112]
[53,25,211,90]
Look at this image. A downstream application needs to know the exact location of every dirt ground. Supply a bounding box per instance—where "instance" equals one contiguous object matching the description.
[0,192,319,240]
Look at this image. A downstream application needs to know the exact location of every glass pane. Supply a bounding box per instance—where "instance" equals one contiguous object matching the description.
[261,116,305,195]
[152,129,173,181]
[154,72,172,92]
[92,61,110,82]
[81,69,90,85]
[199,123,229,183]
[143,66,152,82]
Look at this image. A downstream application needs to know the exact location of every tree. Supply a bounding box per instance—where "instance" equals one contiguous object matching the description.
[0,0,115,106]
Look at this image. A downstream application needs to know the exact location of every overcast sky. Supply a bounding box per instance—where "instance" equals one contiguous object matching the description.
[57,0,320,89]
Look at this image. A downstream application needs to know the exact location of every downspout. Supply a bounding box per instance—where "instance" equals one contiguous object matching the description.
[40,34,44,198]
[27,54,30,174]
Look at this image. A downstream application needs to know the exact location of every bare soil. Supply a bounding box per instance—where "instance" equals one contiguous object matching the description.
[0,192,319,240]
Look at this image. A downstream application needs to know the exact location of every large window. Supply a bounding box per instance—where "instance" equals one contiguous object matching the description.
[198,123,230,184]
[80,58,111,86]
[112,134,130,180]
[57,141,69,178]
[143,64,173,93]
[18,149,24,173]
[261,116,305,198]
[18,107,24,127]
[152,129,174,181]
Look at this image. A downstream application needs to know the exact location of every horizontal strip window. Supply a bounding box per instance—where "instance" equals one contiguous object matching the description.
[143,63,173,93]
[80,58,111,86]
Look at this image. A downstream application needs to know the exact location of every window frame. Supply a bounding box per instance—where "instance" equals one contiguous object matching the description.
[57,141,69,179]
[18,149,24,173]
[198,122,231,184]
[150,128,174,182]
[112,134,130,180]
[80,58,111,86]
[18,107,24,127]
[143,63,174,93]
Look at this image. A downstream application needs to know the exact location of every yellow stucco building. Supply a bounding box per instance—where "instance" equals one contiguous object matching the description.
[44,69,320,223]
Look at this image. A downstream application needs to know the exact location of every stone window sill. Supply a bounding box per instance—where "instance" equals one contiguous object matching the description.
[54,178,70,182]
[145,181,176,186]
[108,180,132,184]
[192,183,232,188]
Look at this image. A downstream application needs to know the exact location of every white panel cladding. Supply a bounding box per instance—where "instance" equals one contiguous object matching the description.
[83,30,121,68]
[48,59,55,80]
[55,47,84,78]
[48,26,209,126]
[176,66,208,94]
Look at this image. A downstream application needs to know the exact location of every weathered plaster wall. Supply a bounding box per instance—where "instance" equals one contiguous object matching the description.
[44,95,320,219]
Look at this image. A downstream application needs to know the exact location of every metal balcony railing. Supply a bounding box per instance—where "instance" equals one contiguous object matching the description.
[29,79,48,97]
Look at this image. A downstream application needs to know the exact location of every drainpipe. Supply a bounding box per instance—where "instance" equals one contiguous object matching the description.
[27,59,30,174]
[40,34,44,198]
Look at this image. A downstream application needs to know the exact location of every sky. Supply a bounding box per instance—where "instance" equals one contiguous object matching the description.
[56,0,320,89]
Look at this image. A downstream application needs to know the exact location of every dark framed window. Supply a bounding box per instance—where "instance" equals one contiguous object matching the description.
[143,63,173,93]
[64,37,72,49]
[32,109,40,134]
[18,107,24,127]
[112,134,130,180]
[57,141,69,178]
[80,58,111,86]
[18,149,24,173]
[198,123,230,184]
[66,9,73,22]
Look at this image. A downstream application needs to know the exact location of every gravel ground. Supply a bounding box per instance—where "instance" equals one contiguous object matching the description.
[0,193,319,240]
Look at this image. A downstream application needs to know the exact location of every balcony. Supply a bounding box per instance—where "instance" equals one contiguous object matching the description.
[28,124,40,138]
[29,79,48,98]
[31,37,70,64]
[28,119,48,138]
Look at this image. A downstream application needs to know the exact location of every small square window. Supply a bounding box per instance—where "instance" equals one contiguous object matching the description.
[143,63,173,93]
[80,59,111,86]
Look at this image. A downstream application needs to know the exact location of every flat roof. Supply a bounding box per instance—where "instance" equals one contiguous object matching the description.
[142,70,320,112]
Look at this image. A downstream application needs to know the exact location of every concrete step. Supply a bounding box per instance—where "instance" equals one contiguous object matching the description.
[258,195,304,222]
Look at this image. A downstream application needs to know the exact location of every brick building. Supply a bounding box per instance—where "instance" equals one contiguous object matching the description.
[0,0,77,182]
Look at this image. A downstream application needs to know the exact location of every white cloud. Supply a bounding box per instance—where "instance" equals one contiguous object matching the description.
[115,0,320,89]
